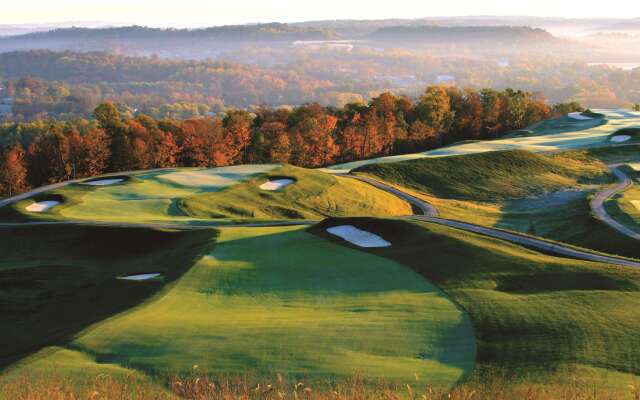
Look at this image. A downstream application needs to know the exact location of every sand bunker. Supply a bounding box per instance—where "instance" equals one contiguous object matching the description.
[82,178,124,186]
[25,201,60,212]
[259,179,295,191]
[159,164,279,189]
[610,135,631,143]
[118,273,161,281]
[568,112,593,120]
[326,225,391,248]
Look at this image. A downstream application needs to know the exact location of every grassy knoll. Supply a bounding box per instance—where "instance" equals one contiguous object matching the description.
[326,109,640,173]
[603,165,640,234]
[0,224,214,370]
[608,127,640,143]
[354,149,610,202]
[312,217,640,391]
[504,113,606,138]
[181,164,411,220]
[0,165,280,224]
[3,226,474,391]
[355,149,640,258]
[0,165,409,224]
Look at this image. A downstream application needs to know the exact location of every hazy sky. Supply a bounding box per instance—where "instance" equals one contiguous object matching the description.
[2,0,639,26]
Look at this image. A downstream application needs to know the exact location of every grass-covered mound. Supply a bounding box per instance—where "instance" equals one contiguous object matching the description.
[312,217,640,389]
[181,165,412,220]
[4,226,475,390]
[608,127,640,143]
[0,224,214,370]
[504,113,606,138]
[354,150,611,202]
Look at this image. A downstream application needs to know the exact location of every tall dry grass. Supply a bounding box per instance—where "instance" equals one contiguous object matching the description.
[2,370,640,400]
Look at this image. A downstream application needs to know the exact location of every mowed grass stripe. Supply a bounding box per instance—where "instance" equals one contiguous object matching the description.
[313,217,640,389]
[41,226,475,387]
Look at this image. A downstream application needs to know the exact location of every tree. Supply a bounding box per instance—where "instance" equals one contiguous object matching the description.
[248,121,291,163]
[552,102,584,116]
[416,85,454,146]
[81,128,111,176]
[223,110,253,165]
[27,128,71,186]
[0,144,29,197]
[94,102,133,171]
[633,104,640,112]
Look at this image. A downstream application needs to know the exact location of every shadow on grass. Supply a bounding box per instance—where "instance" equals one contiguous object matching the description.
[0,225,216,371]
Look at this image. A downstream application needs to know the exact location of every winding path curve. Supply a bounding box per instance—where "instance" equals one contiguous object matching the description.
[589,165,640,240]
[347,174,640,268]
[3,168,640,267]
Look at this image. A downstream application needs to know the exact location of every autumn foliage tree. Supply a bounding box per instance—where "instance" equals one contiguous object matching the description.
[0,144,29,197]
[0,85,558,197]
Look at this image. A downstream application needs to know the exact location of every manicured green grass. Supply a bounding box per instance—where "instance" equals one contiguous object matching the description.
[0,224,214,370]
[325,109,640,173]
[608,127,640,143]
[312,217,640,388]
[354,149,610,202]
[504,114,606,138]
[5,226,474,390]
[0,166,279,224]
[355,148,640,258]
[182,164,411,220]
[603,165,640,234]
[0,165,410,224]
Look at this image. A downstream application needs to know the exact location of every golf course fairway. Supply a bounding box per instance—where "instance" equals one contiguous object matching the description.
[2,226,474,389]
[326,109,640,173]
[313,217,640,390]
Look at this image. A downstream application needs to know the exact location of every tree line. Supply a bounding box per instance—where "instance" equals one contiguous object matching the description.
[0,85,579,197]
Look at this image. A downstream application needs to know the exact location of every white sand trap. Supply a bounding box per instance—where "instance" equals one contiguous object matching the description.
[118,273,161,281]
[568,112,593,120]
[610,135,631,143]
[82,178,124,186]
[628,163,640,172]
[25,201,60,212]
[259,179,295,191]
[631,200,640,211]
[326,225,391,248]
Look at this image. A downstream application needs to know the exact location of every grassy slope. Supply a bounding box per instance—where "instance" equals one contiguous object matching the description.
[0,165,410,224]
[504,114,606,137]
[312,218,640,389]
[0,166,279,224]
[6,226,474,390]
[355,149,640,258]
[604,165,640,234]
[182,165,411,220]
[354,149,610,202]
[326,109,640,172]
[0,225,214,370]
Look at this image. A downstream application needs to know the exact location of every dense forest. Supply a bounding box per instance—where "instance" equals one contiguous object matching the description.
[0,49,638,123]
[0,85,575,196]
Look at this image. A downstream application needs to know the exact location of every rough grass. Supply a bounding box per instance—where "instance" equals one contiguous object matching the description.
[4,226,474,390]
[182,165,411,220]
[311,217,640,386]
[354,150,610,202]
[355,148,640,258]
[0,224,214,370]
[3,369,640,399]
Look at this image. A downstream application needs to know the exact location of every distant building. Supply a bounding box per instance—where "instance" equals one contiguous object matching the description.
[435,75,456,84]
[497,59,511,68]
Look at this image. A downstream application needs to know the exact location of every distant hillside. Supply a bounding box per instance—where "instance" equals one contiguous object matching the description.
[17,23,337,41]
[367,26,557,45]
[0,24,337,56]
